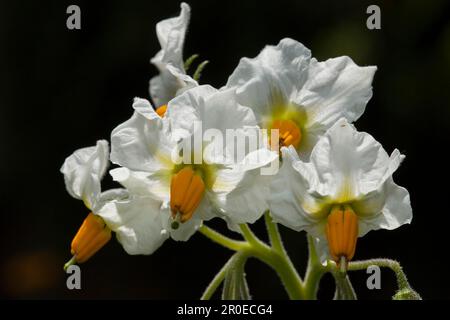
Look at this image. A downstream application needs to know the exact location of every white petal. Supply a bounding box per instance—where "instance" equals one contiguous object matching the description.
[110,167,171,203]
[131,96,160,121]
[202,87,257,133]
[152,2,190,71]
[167,85,257,141]
[216,169,271,224]
[110,98,176,173]
[150,69,196,108]
[150,71,178,108]
[98,188,129,206]
[166,64,197,88]
[226,38,311,124]
[159,203,202,241]
[150,3,197,106]
[166,85,217,140]
[298,56,376,128]
[309,118,404,199]
[214,149,279,224]
[60,140,109,210]
[269,146,325,231]
[196,193,216,221]
[97,195,169,255]
[167,85,259,169]
[169,216,202,241]
[355,177,412,236]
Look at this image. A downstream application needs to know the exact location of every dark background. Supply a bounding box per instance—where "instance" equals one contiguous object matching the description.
[1,0,449,299]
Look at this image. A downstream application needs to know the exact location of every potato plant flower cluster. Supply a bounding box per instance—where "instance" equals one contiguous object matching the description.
[61,3,420,300]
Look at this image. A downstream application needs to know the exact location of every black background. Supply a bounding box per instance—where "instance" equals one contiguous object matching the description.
[1,0,450,299]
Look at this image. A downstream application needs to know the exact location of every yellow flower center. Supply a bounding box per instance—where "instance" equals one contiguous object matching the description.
[270,119,302,149]
[156,104,167,117]
[70,213,111,263]
[170,166,205,226]
[326,205,358,266]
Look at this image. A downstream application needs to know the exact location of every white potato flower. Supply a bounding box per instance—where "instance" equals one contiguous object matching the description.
[166,85,278,225]
[269,118,412,265]
[150,2,197,110]
[226,38,377,160]
[110,85,277,245]
[61,140,167,260]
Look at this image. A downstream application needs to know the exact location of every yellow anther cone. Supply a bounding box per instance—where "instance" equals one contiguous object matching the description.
[156,104,167,117]
[170,166,205,224]
[270,119,302,149]
[69,213,111,264]
[326,205,358,266]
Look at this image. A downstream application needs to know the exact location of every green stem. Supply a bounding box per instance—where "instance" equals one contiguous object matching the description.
[199,225,249,252]
[243,243,305,299]
[239,224,264,249]
[63,256,77,271]
[264,212,284,253]
[200,223,305,300]
[261,215,307,299]
[239,223,304,299]
[348,258,415,292]
[303,235,327,299]
[332,272,357,300]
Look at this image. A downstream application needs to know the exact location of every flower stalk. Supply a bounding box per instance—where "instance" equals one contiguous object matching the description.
[200,252,244,300]
[347,258,421,299]
[199,223,305,300]
[303,235,327,299]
